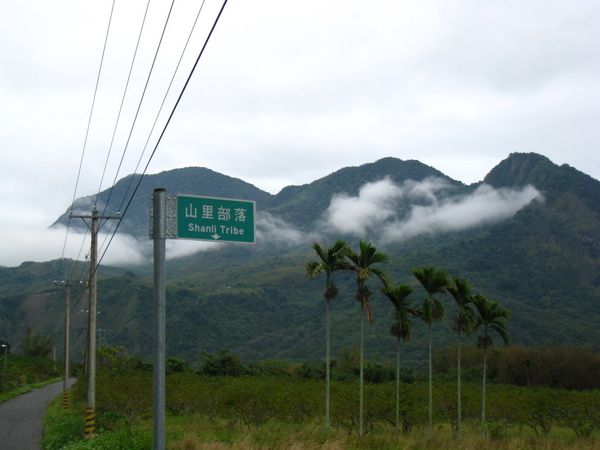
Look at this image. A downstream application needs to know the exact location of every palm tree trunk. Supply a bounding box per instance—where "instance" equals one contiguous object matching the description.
[482,336,487,438]
[457,332,462,439]
[359,311,364,438]
[396,337,400,439]
[325,299,331,434]
[428,323,433,440]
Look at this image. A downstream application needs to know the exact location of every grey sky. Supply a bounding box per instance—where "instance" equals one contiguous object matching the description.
[1,0,599,266]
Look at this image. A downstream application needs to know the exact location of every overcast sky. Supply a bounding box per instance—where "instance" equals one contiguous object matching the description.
[1,0,599,267]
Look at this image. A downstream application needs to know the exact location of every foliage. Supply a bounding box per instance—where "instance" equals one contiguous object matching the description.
[411,266,450,438]
[48,359,600,447]
[4,153,600,376]
[21,326,54,358]
[0,353,59,393]
[200,348,251,377]
[433,344,600,390]
[42,397,84,449]
[166,356,190,374]
[305,239,353,432]
[248,358,293,377]
[72,370,153,424]
[60,428,152,449]
[347,241,390,324]
[305,240,353,302]
[347,240,390,437]
[294,360,326,380]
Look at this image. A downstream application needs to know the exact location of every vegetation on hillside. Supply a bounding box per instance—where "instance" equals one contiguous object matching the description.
[2,152,600,376]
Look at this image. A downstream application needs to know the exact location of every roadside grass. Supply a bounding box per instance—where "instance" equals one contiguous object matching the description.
[0,377,62,404]
[44,400,600,450]
[42,397,153,450]
[166,422,600,450]
[43,376,600,449]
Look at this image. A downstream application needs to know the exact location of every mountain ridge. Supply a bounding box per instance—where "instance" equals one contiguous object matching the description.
[2,152,599,368]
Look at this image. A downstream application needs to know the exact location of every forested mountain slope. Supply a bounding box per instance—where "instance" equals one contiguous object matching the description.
[2,153,599,368]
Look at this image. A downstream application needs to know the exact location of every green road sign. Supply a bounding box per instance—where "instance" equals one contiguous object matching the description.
[176,195,255,243]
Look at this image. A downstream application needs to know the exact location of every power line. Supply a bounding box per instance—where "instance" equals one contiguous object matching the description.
[95,0,154,213]
[55,0,117,283]
[105,0,177,202]
[116,0,209,216]
[97,0,230,266]
[97,0,211,258]
[58,0,230,276]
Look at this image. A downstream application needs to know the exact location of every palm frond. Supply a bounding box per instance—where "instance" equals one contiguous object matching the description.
[411,266,450,297]
[347,241,390,324]
[383,284,415,342]
[472,294,511,348]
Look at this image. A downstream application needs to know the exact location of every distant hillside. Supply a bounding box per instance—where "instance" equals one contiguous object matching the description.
[267,157,466,229]
[2,153,599,369]
[52,167,273,236]
[52,158,465,236]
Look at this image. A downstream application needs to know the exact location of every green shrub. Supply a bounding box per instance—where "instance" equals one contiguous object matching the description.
[42,398,84,450]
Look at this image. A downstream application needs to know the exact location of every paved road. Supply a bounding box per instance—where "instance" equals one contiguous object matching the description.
[0,379,75,450]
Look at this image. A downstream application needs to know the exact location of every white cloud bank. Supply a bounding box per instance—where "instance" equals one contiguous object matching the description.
[0,226,150,268]
[323,177,543,242]
[0,178,542,268]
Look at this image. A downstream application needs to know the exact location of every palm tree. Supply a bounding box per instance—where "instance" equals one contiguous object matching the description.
[347,241,390,437]
[447,276,477,439]
[472,294,511,437]
[381,284,414,439]
[411,266,450,439]
[305,240,353,434]
[522,358,535,387]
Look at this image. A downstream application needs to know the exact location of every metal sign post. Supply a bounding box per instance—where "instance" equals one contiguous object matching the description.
[151,189,167,450]
[149,190,255,449]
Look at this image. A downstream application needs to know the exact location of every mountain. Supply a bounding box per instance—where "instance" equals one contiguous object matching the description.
[266,157,466,229]
[52,167,273,236]
[53,158,463,236]
[3,153,600,369]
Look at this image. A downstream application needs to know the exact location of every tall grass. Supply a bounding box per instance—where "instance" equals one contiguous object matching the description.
[166,420,600,449]
[44,375,600,449]
[44,402,600,450]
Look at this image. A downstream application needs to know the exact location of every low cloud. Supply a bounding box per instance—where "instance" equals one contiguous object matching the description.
[256,212,315,248]
[323,177,543,242]
[323,177,452,235]
[0,179,542,268]
[0,225,149,267]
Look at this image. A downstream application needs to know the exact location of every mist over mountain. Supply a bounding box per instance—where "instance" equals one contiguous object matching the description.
[50,156,543,266]
[4,152,600,368]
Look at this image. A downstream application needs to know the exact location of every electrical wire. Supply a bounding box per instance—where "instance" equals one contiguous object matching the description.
[56,0,230,291]
[47,0,231,358]
[95,0,154,212]
[105,0,177,205]
[54,0,117,284]
[116,0,208,216]
[97,0,230,267]
[97,0,209,256]
[96,0,182,254]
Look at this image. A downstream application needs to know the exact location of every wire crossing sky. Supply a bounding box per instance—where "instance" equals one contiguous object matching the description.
[1,0,599,267]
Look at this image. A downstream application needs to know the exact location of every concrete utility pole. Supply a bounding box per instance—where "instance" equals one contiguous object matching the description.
[54,279,84,409]
[87,207,98,437]
[70,206,120,438]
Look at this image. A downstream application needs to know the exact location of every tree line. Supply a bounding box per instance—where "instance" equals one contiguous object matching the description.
[434,343,600,391]
[305,239,511,439]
